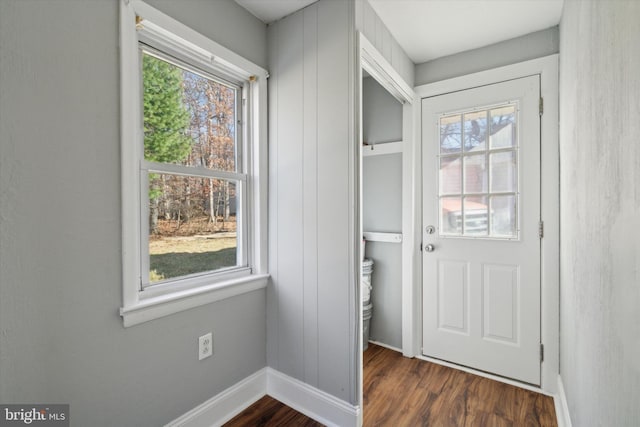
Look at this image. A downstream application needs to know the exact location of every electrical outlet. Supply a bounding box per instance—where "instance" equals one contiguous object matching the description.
[198,332,213,360]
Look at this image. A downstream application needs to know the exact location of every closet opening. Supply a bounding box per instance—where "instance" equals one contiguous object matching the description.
[357,32,418,419]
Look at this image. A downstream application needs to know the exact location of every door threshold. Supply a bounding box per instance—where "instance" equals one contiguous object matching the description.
[416,354,552,397]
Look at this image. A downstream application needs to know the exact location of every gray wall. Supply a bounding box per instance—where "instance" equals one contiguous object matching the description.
[415,26,559,86]
[0,1,267,425]
[147,0,268,68]
[362,76,403,145]
[267,0,358,404]
[355,0,414,86]
[362,77,403,349]
[559,1,640,425]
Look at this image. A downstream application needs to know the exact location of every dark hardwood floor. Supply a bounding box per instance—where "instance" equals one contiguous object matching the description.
[224,395,322,427]
[224,344,557,426]
[363,344,557,427]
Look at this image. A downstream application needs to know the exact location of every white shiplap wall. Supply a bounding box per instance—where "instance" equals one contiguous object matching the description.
[355,0,414,86]
[267,0,358,404]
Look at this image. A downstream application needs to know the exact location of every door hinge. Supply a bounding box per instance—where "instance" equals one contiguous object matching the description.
[539,97,544,115]
[538,221,544,239]
[420,242,423,252]
[540,344,545,362]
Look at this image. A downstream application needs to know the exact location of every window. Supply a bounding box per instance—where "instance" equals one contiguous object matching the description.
[120,1,268,326]
[141,50,246,285]
[438,103,519,238]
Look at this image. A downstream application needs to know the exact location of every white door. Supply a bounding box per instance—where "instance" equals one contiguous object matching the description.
[422,76,541,385]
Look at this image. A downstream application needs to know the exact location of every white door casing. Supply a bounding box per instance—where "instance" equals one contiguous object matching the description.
[422,75,541,385]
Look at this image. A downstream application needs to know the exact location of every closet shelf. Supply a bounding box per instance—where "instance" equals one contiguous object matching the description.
[362,141,402,156]
[363,231,402,243]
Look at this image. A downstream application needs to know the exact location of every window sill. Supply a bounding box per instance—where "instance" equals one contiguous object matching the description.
[120,273,269,327]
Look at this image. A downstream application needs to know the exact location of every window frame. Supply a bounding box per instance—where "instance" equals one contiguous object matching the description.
[138,47,248,288]
[120,0,268,327]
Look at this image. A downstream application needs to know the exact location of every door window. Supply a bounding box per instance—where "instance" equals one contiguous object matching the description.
[438,104,518,238]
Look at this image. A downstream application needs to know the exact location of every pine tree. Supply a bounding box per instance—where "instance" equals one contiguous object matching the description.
[142,54,191,233]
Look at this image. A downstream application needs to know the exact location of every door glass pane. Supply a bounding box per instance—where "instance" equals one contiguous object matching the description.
[440,114,462,154]
[148,174,239,283]
[490,151,517,192]
[440,196,462,235]
[463,111,487,152]
[490,106,516,149]
[440,155,462,195]
[464,154,487,193]
[438,102,519,239]
[490,195,517,237]
[464,196,488,236]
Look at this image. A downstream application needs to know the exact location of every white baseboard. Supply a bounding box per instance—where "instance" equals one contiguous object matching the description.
[167,367,360,427]
[368,340,402,353]
[165,368,267,427]
[554,375,572,427]
[266,368,360,427]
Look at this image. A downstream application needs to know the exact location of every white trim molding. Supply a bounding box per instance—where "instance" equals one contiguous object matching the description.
[368,340,403,354]
[165,368,360,427]
[414,54,559,393]
[358,31,420,360]
[359,34,414,104]
[266,368,360,427]
[165,369,267,427]
[119,0,269,327]
[554,375,573,427]
[120,274,268,327]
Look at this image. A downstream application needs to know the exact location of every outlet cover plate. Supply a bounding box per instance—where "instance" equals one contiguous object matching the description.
[198,332,213,360]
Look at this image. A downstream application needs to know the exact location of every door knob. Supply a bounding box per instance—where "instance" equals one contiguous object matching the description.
[425,244,435,252]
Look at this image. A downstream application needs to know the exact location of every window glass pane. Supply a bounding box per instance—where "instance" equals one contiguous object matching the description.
[440,114,462,154]
[438,104,520,239]
[464,196,488,236]
[440,155,461,195]
[490,195,517,237]
[490,106,516,149]
[463,111,487,152]
[440,196,462,235]
[148,174,239,283]
[490,151,517,193]
[464,153,487,193]
[142,52,238,172]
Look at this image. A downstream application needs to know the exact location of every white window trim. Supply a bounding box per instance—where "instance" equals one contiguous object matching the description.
[119,0,268,327]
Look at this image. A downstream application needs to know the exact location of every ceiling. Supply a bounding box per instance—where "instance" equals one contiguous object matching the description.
[234,0,564,64]
[368,0,563,63]
[234,0,317,24]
